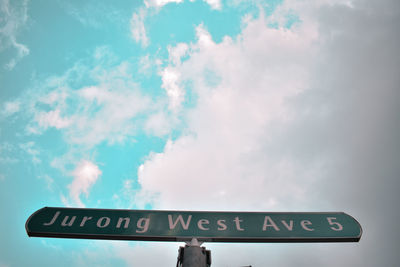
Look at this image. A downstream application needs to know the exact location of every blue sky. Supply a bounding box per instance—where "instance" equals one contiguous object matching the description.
[1,0,400,266]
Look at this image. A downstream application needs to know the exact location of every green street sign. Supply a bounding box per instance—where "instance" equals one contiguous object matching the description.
[26,207,362,242]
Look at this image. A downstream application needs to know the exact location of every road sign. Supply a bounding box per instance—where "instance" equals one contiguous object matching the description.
[26,207,362,242]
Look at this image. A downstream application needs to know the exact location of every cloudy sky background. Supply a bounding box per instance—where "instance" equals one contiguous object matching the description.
[1,0,399,266]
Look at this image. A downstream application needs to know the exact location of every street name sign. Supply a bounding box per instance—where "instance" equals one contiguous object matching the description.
[26,207,362,242]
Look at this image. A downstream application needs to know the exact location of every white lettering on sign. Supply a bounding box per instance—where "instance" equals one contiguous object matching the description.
[233,217,244,231]
[217,219,227,231]
[61,216,76,227]
[136,218,150,233]
[97,217,111,228]
[80,216,93,227]
[262,216,280,231]
[39,210,351,236]
[116,217,130,229]
[198,219,210,231]
[41,211,147,231]
[43,211,60,226]
[327,217,343,231]
[281,220,293,231]
[300,220,314,231]
[168,215,192,230]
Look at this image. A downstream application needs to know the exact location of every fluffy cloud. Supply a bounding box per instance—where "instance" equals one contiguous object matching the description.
[130,7,149,47]
[67,160,102,207]
[144,0,184,8]
[36,109,72,130]
[0,0,30,70]
[18,49,171,206]
[144,0,220,9]
[1,100,20,117]
[25,58,162,147]
[138,10,318,211]
[160,67,184,111]
[203,0,221,10]
[131,0,222,46]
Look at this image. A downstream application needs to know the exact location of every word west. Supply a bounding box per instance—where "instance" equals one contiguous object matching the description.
[42,211,344,233]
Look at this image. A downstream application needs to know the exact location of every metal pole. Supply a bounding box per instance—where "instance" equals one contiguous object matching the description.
[177,238,211,267]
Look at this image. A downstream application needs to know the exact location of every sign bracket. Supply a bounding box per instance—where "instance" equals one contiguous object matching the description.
[177,238,211,267]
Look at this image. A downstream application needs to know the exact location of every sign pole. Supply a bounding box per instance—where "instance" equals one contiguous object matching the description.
[177,238,211,267]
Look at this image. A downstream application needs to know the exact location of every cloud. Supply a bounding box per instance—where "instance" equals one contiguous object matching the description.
[203,0,221,10]
[0,0,30,70]
[137,10,318,211]
[68,160,102,207]
[15,47,173,207]
[144,0,221,9]
[38,174,54,191]
[24,56,159,147]
[1,100,20,116]
[144,0,184,8]
[69,83,153,145]
[19,141,41,164]
[112,179,139,209]
[62,1,125,29]
[131,0,223,46]
[167,43,189,65]
[160,67,184,111]
[144,111,175,136]
[36,109,72,130]
[130,7,149,47]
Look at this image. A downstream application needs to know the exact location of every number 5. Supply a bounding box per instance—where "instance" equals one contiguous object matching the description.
[327,217,343,231]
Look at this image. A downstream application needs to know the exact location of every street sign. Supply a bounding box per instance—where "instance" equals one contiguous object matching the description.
[26,207,362,242]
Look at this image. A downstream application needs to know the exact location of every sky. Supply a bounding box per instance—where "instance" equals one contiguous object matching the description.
[0,0,399,266]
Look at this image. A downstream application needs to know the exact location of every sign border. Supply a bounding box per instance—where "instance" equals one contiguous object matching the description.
[26,207,362,243]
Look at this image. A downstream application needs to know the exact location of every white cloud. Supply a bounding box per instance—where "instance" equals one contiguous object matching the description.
[68,83,152,146]
[4,37,29,69]
[144,0,184,8]
[62,2,125,29]
[130,7,149,47]
[68,160,102,207]
[144,111,174,136]
[203,0,221,10]
[137,10,318,211]
[144,0,221,9]
[19,141,41,164]
[195,24,214,48]
[2,100,20,116]
[0,0,30,70]
[24,59,157,147]
[112,179,139,209]
[167,43,189,65]
[133,0,222,47]
[36,109,72,130]
[138,54,152,75]
[39,174,54,191]
[160,67,184,111]
[14,48,171,209]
